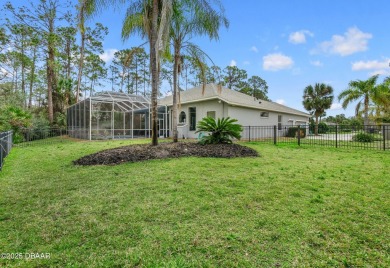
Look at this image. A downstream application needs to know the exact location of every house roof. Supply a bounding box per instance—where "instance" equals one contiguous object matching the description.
[158,83,310,117]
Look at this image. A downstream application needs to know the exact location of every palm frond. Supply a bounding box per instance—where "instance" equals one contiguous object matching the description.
[156,0,173,66]
[121,2,146,41]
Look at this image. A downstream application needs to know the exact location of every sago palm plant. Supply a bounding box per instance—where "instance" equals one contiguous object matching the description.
[196,117,242,144]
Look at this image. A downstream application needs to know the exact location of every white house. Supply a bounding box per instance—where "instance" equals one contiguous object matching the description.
[158,84,310,139]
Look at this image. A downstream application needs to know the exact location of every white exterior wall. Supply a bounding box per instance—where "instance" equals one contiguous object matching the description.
[168,101,309,139]
[173,99,226,139]
[227,106,308,126]
[228,106,309,138]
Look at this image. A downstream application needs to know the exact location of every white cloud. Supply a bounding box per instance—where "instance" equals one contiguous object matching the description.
[316,27,372,56]
[99,48,118,63]
[351,59,389,70]
[276,99,286,105]
[369,69,390,76]
[250,46,258,53]
[289,30,313,44]
[330,103,343,110]
[243,61,250,65]
[263,53,294,71]
[352,59,390,76]
[229,60,237,66]
[310,60,323,67]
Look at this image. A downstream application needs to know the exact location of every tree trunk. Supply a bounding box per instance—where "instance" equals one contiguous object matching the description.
[172,48,180,142]
[127,67,130,94]
[135,59,138,95]
[28,46,37,109]
[47,48,55,124]
[66,40,71,79]
[21,35,26,108]
[315,116,319,135]
[143,57,146,97]
[76,32,85,103]
[150,0,159,146]
[364,95,369,128]
[121,66,124,92]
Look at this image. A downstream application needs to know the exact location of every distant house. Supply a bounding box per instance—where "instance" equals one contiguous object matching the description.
[158,83,310,139]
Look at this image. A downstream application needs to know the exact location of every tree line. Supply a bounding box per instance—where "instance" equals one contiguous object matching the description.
[303,75,390,135]
[1,0,270,145]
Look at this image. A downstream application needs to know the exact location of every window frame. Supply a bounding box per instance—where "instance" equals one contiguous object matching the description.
[260,111,269,118]
[179,111,186,123]
[278,115,282,130]
[189,107,196,131]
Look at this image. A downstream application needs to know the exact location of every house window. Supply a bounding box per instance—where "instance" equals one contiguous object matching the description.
[189,107,196,131]
[207,111,216,119]
[260,112,269,118]
[278,115,282,130]
[179,111,186,123]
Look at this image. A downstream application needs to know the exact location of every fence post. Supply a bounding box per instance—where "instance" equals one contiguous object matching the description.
[273,125,277,145]
[383,125,386,151]
[297,125,301,146]
[0,134,3,171]
[335,125,338,148]
[249,126,251,142]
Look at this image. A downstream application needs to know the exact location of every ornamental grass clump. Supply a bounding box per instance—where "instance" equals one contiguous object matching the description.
[196,117,243,145]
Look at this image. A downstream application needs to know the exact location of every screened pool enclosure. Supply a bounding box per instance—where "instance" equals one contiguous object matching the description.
[67,92,169,140]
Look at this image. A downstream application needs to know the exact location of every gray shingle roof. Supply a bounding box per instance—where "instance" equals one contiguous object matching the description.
[158,83,310,117]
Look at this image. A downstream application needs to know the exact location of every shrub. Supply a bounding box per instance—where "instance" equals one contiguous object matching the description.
[309,121,329,134]
[318,122,329,134]
[286,127,306,138]
[54,112,66,127]
[0,106,32,143]
[196,117,242,145]
[352,133,374,142]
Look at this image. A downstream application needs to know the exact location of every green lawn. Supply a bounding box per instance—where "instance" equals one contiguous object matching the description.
[0,139,389,267]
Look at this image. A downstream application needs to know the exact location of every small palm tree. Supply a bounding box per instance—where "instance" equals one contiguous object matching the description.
[196,117,242,144]
[338,75,380,127]
[302,83,334,135]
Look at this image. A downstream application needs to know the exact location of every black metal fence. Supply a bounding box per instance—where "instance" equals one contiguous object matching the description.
[8,124,390,152]
[242,124,390,151]
[14,128,69,147]
[0,130,13,171]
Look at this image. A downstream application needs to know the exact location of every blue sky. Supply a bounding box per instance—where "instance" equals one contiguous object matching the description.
[95,0,390,117]
[7,0,390,116]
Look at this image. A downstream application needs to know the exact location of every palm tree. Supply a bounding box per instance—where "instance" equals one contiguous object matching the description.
[338,75,380,127]
[86,0,226,145]
[86,0,172,145]
[170,1,228,142]
[302,83,334,135]
[121,0,172,145]
[372,76,390,122]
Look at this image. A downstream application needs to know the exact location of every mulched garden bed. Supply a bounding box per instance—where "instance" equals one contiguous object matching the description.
[74,142,259,166]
